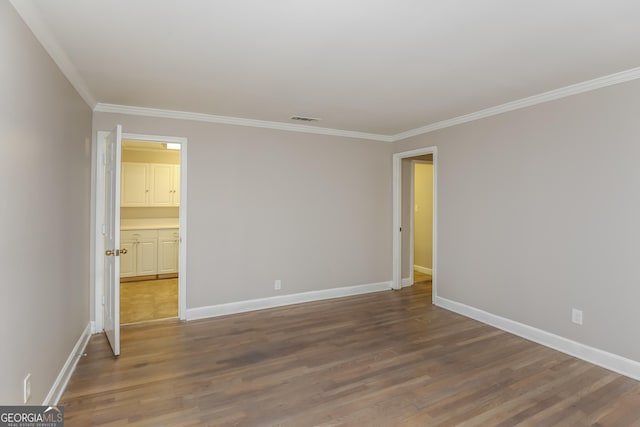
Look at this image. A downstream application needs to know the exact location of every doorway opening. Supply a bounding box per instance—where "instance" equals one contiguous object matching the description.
[119,139,181,324]
[392,147,437,302]
[408,157,433,292]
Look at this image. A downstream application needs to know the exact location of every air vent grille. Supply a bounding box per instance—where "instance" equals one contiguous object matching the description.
[290,116,321,122]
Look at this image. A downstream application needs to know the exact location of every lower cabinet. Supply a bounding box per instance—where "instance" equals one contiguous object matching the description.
[120,228,178,278]
[158,229,180,274]
[119,240,137,277]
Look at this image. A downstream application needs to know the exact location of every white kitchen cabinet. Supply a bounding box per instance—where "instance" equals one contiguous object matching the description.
[121,163,149,206]
[157,229,179,274]
[120,228,178,278]
[150,164,180,206]
[121,162,180,207]
[119,239,137,277]
[120,230,158,278]
[138,237,158,275]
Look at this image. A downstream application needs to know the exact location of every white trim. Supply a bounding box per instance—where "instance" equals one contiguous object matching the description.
[122,133,187,145]
[10,1,96,108]
[393,67,640,141]
[186,282,391,321]
[43,322,92,405]
[178,141,188,320]
[95,103,394,142]
[408,160,415,287]
[393,147,438,301]
[401,278,413,287]
[434,296,640,382]
[413,265,432,275]
[392,155,402,290]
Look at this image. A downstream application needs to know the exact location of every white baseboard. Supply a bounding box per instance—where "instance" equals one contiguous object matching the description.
[43,322,92,405]
[402,277,413,287]
[434,296,640,381]
[187,281,392,321]
[413,265,432,275]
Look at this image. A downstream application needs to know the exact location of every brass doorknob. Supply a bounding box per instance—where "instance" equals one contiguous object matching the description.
[105,249,114,256]
[120,248,128,255]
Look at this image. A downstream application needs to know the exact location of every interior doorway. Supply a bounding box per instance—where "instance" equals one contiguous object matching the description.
[93,130,188,348]
[119,139,181,324]
[409,157,433,289]
[392,147,437,301]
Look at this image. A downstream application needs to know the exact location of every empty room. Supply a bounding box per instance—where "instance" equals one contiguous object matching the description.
[3,1,640,425]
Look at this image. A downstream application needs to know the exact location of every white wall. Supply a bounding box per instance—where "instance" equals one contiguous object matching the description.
[92,113,393,312]
[394,78,640,363]
[1,3,92,404]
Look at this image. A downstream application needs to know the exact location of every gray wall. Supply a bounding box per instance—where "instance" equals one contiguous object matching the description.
[93,113,393,311]
[1,3,92,404]
[395,79,640,362]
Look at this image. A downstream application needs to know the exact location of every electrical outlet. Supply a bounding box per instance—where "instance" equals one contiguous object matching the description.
[572,308,583,325]
[23,373,31,403]
[274,280,281,290]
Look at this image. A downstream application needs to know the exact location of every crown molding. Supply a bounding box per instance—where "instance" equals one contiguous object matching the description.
[94,58,640,146]
[94,103,394,142]
[13,0,639,144]
[10,0,96,109]
[392,66,640,142]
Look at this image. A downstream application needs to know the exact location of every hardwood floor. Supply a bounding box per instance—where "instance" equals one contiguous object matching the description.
[62,281,640,426]
[120,279,178,324]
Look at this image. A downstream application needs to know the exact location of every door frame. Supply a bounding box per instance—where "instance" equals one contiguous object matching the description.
[392,146,437,301]
[92,131,188,333]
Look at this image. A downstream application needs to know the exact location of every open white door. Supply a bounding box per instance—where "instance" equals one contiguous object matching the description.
[104,125,122,356]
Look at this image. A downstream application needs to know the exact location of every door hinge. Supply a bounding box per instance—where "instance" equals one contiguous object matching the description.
[400,227,402,232]
[101,224,106,235]
[102,295,105,305]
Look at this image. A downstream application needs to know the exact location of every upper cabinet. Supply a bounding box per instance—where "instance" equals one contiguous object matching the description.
[121,162,180,207]
[121,163,149,206]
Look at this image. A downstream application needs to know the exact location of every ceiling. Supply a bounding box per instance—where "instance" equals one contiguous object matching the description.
[12,1,640,139]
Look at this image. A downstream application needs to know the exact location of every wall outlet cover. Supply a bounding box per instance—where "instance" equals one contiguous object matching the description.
[23,373,31,403]
[572,308,583,325]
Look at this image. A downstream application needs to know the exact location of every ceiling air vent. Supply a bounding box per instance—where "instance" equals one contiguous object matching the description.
[290,116,321,122]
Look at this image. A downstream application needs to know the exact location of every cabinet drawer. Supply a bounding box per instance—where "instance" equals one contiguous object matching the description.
[121,229,158,241]
[158,228,179,240]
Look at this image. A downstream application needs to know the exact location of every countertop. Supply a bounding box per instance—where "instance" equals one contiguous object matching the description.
[121,218,179,230]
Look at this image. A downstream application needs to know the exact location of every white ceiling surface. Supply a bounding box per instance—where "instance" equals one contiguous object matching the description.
[13,1,640,137]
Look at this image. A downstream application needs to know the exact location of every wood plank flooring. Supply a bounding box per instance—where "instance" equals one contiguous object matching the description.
[120,279,178,324]
[62,280,640,426]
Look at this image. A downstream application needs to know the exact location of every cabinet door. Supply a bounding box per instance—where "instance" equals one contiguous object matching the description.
[172,165,180,206]
[119,240,137,278]
[150,164,173,206]
[121,163,149,206]
[137,238,158,275]
[157,229,179,274]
